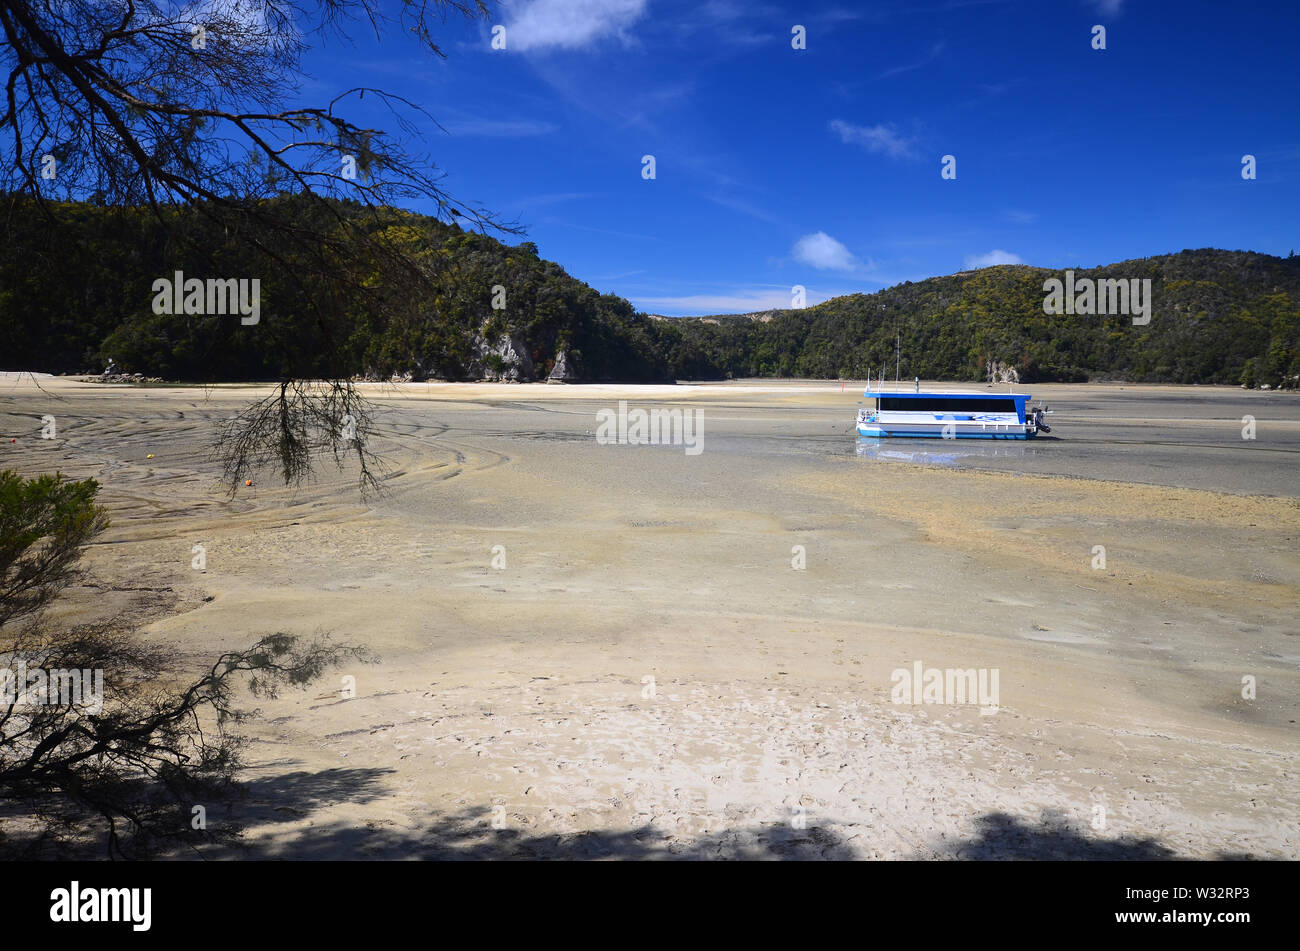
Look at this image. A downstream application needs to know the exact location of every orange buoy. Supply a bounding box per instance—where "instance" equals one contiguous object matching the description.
[245,480,253,486]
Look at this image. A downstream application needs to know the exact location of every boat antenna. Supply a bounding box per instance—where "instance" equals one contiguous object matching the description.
[895,332,900,383]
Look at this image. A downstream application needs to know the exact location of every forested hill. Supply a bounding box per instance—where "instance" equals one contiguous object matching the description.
[659,249,1300,387]
[0,195,673,383]
[1,196,1297,387]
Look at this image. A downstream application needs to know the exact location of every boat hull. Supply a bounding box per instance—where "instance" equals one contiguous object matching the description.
[856,411,1036,439]
[857,425,1033,439]
[855,391,1047,440]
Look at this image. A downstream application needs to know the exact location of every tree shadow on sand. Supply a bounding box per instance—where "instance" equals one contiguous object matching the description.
[198,768,1259,861]
[205,765,858,859]
[919,809,1180,860]
[231,766,399,825]
[241,803,861,860]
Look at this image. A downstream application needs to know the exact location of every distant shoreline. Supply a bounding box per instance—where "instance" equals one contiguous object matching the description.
[6,370,1299,394]
[8,372,1300,407]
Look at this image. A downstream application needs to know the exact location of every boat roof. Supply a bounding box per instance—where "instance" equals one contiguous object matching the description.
[864,389,1031,400]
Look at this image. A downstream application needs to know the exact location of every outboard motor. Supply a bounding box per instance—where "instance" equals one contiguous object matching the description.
[1031,407,1051,434]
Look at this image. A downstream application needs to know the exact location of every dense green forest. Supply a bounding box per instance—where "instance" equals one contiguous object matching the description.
[664,251,1300,387]
[2,196,1297,387]
[0,195,672,383]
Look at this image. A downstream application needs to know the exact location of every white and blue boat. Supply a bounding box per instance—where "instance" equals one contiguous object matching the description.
[856,383,1051,439]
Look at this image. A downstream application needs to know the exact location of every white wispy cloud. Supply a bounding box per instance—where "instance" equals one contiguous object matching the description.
[552,220,663,242]
[440,118,559,137]
[635,286,832,315]
[508,192,600,211]
[793,232,858,271]
[1003,210,1038,224]
[707,192,783,225]
[698,0,778,44]
[612,81,696,130]
[501,0,648,52]
[879,41,947,79]
[829,119,919,161]
[812,7,867,24]
[979,78,1023,96]
[590,268,646,282]
[963,249,1026,269]
[695,0,782,25]
[1089,0,1124,16]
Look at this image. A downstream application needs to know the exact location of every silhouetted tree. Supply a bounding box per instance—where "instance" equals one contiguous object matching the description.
[0,470,372,857]
[0,1,517,493]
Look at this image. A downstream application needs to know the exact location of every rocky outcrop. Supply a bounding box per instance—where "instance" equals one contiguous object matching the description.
[467,332,534,382]
[547,349,578,383]
[95,372,160,384]
[985,360,1019,384]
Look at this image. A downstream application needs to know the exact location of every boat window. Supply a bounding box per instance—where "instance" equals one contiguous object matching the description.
[878,397,1019,412]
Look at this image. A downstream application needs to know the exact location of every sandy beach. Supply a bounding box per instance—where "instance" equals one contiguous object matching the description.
[3,374,1297,859]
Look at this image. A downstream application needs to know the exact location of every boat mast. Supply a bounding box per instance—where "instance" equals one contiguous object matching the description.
[895,332,900,384]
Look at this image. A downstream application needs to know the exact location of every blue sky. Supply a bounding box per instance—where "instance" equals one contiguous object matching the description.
[304,0,1300,315]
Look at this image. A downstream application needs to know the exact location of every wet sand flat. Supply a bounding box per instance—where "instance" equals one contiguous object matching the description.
[2,375,1297,858]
